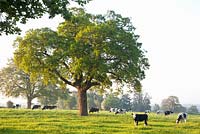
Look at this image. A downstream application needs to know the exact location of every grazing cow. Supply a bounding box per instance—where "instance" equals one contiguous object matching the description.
[132,113,148,126]
[12,104,21,109]
[42,105,57,110]
[89,107,99,113]
[145,110,151,114]
[164,110,173,116]
[32,105,41,110]
[115,109,126,114]
[176,112,187,124]
[156,110,162,114]
[109,108,118,113]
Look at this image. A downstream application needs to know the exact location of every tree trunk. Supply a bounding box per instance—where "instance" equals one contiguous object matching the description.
[27,98,32,109]
[78,89,88,116]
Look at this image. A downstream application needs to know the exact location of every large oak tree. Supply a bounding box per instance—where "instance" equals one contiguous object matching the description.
[14,8,149,115]
[0,0,91,35]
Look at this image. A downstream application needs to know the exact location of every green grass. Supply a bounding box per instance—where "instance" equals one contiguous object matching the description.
[0,109,199,134]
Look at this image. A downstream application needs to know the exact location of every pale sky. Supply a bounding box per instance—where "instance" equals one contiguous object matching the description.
[0,0,200,105]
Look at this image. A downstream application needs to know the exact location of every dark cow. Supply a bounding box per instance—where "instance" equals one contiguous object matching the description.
[89,107,99,113]
[176,112,187,124]
[164,110,173,116]
[132,113,148,126]
[42,105,57,110]
[32,105,41,110]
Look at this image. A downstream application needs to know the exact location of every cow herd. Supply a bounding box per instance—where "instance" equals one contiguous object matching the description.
[13,105,188,126]
[32,105,57,110]
[90,107,188,126]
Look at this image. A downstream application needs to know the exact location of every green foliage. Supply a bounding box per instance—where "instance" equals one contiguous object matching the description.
[37,85,69,106]
[57,91,77,109]
[13,8,149,115]
[14,8,149,92]
[102,94,121,110]
[0,0,91,35]
[0,109,200,134]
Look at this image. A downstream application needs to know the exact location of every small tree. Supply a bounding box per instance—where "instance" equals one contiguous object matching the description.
[131,92,151,112]
[152,104,160,112]
[161,96,179,111]
[187,105,199,114]
[87,91,103,109]
[6,100,14,108]
[0,60,46,109]
[120,94,131,110]
[102,94,121,110]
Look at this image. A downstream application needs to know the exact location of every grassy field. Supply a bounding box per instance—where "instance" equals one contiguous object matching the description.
[0,109,199,134]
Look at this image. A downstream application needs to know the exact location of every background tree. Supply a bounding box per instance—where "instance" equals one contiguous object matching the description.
[102,94,121,110]
[37,85,69,106]
[0,0,91,35]
[0,60,45,108]
[131,92,151,112]
[161,96,179,111]
[120,94,131,110]
[13,8,149,116]
[6,100,14,108]
[152,104,160,112]
[187,105,199,114]
[87,91,103,109]
[173,103,186,113]
[57,91,77,109]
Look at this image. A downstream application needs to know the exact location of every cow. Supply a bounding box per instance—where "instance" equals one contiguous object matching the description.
[12,104,21,109]
[109,108,118,113]
[156,110,162,114]
[145,110,151,114]
[32,105,41,110]
[164,110,173,116]
[176,112,187,124]
[115,109,126,114]
[132,113,148,126]
[42,105,57,110]
[89,107,99,113]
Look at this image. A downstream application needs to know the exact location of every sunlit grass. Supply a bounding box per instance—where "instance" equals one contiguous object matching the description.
[0,109,199,134]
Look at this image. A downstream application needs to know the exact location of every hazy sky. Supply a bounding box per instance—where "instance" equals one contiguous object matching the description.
[0,0,200,105]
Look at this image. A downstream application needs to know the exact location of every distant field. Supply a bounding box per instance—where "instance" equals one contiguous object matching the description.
[0,109,199,134]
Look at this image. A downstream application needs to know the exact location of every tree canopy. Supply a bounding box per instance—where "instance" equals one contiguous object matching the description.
[0,0,91,35]
[13,8,149,115]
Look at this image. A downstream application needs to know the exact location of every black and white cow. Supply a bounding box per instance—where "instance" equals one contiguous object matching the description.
[132,113,148,126]
[176,112,187,124]
[42,105,57,110]
[164,110,173,116]
[89,107,99,113]
[109,108,118,113]
[115,109,126,114]
[13,104,21,109]
[32,105,41,110]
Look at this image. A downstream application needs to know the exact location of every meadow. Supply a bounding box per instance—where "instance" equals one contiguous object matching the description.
[0,109,199,134]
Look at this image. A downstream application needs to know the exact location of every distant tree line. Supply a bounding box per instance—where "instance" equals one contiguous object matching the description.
[152,96,199,114]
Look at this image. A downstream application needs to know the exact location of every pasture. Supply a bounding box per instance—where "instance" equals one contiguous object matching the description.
[0,109,199,134]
